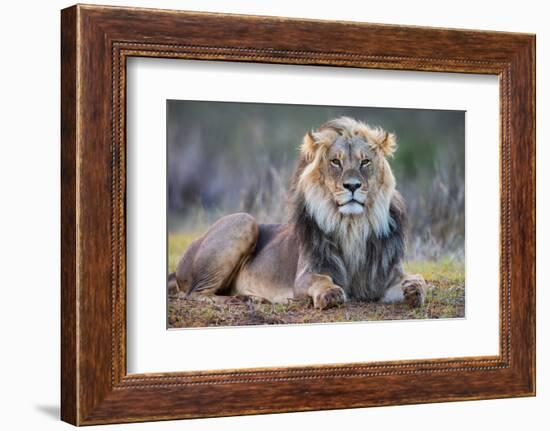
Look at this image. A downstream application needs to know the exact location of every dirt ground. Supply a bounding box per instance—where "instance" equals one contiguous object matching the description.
[167,261,465,328]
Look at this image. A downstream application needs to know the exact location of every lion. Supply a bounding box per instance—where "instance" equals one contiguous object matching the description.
[168,116,426,309]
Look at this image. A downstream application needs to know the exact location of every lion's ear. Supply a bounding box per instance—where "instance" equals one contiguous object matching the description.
[300,130,317,163]
[371,129,397,157]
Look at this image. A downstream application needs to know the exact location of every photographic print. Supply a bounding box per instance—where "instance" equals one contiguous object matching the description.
[167,101,465,328]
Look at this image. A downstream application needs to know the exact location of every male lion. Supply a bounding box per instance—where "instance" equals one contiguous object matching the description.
[168,117,426,309]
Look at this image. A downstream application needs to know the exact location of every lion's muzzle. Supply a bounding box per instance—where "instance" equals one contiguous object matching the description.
[337,172,367,215]
[337,190,367,215]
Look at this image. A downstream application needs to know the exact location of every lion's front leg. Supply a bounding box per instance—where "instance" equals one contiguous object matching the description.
[295,272,347,310]
[380,274,426,308]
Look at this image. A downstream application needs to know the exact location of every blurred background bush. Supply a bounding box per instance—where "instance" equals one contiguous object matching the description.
[167,100,464,263]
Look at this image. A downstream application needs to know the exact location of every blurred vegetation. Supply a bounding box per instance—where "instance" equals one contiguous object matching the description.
[167,100,465,262]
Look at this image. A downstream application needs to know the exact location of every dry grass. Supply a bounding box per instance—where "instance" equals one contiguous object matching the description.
[167,232,465,328]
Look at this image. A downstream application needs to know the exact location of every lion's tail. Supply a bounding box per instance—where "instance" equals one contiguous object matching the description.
[167,272,179,294]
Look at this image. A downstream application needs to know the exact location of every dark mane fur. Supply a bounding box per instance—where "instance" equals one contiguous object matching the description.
[290,188,407,301]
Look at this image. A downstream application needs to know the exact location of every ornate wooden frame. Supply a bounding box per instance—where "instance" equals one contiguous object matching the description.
[61,4,535,425]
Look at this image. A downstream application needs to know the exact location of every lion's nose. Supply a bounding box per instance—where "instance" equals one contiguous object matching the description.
[343,180,361,192]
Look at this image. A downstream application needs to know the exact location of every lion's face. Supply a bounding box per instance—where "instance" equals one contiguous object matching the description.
[322,135,377,215]
[296,117,397,238]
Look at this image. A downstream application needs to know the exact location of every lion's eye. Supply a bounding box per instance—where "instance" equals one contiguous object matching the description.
[360,159,371,168]
[330,159,342,168]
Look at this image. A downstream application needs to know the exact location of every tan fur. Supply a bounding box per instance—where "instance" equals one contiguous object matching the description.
[296,117,397,273]
[171,117,426,310]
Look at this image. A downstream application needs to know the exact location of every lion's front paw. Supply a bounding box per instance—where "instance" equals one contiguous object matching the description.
[402,274,426,308]
[313,285,347,310]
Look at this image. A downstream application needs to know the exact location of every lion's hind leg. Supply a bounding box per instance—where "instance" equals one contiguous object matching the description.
[173,213,259,299]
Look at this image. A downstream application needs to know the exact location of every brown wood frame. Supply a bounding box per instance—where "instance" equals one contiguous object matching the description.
[61,4,536,426]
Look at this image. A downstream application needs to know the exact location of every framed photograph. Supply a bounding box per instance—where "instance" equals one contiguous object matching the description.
[61,4,535,425]
[164,100,466,329]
